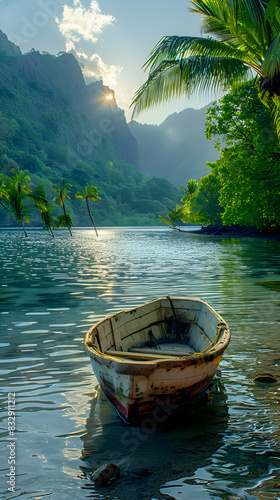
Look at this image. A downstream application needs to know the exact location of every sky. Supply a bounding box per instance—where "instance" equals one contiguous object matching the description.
[0,0,221,124]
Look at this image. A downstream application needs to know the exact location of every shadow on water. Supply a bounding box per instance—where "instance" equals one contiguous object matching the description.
[2,230,280,499]
[79,376,229,500]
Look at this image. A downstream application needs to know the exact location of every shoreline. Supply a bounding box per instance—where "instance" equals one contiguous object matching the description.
[1,224,280,240]
[189,224,280,240]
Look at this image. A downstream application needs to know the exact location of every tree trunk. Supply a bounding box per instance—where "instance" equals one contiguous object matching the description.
[22,222,28,237]
[86,198,98,237]
[62,200,72,236]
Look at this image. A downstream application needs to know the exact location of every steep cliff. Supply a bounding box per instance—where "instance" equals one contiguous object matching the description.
[0,30,139,168]
[0,30,21,57]
[0,31,179,227]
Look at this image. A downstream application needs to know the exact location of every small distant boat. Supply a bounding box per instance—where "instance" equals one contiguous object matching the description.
[84,296,230,422]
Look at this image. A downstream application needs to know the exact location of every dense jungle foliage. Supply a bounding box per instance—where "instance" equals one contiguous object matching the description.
[0,108,179,227]
[162,82,280,232]
[0,46,180,228]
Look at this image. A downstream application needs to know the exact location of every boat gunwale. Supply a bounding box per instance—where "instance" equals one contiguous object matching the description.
[84,297,231,369]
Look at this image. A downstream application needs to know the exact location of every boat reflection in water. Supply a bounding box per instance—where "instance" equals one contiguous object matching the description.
[79,374,229,500]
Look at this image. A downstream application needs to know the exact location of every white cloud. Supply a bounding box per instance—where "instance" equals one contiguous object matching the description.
[77,52,122,87]
[56,1,122,88]
[65,40,75,52]
[75,50,89,59]
[56,0,115,46]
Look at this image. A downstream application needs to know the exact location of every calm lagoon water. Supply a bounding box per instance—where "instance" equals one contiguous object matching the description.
[0,227,280,500]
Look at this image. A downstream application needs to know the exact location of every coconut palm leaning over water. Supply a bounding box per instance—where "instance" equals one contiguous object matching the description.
[159,204,189,230]
[52,183,73,237]
[75,184,101,237]
[131,0,280,136]
[7,170,47,237]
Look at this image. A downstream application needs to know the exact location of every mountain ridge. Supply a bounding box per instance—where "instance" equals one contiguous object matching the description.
[129,105,219,187]
[0,30,180,227]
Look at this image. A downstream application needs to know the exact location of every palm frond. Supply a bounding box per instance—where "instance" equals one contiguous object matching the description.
[189,0,226,19]
[52,183,72,193]
[10,169,31,194]
[28,194,48,209]
[88,194,101,201]
[131,61,187,117]
[132,0,280,141]
[33,183,48,200]
[143,36,258,72]
[158,215,174,226]
[181,179,198,202]
[57,213,73,228]
[75,186,101,201]
[132,55,251,117]
[0,186,9,201]
[262,33,280,79]
[227,0,266,25]
[159,204,188,227]
[87,184,101,200]
[264,0,280,39]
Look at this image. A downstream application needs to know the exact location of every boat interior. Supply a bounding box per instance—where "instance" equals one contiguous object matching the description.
[87,297,223,361]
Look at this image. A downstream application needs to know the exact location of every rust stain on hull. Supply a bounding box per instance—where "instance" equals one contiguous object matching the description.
[84,296,231,423]
[99,373,214,422]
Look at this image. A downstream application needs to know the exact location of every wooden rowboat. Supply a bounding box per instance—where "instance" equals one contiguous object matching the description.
[84,296,230,423]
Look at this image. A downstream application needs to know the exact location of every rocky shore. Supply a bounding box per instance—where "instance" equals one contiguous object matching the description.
[190,224,280,240]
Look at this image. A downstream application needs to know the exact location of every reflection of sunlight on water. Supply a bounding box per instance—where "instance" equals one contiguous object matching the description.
[1,228,280,500]
[61,388,98,430]
[60,389,99,479]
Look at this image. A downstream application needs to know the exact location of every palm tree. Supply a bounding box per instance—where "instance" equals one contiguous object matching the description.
[39,203,56,237]
[9,168,32,194]
[75,184,101,236]
[56,213,74,230]
[7,171,47,237]
[159,204,189,230]
[52,183,73,236]
[131,0,280,134]
[31,184,55,237]
[8,181,31,237]
[181,179,198,203]
[37,202,74,237]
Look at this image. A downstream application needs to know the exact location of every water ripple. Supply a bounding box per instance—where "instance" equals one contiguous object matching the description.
[1,228,280,500]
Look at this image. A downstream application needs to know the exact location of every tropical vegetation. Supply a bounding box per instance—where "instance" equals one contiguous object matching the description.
[131,0,280,136]
[0,45,180,228]
[0,111,180,227]
[158,204,189,230]
[52,183,73,236]
[0,169,101,237]
[160,81,280,232]
[181,179,198,203]
[75,184,101,236]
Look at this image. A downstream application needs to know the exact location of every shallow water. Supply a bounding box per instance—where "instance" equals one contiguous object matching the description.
[0,227,280,500]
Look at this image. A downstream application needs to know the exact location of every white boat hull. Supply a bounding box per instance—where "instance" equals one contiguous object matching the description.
[85,297,230,422]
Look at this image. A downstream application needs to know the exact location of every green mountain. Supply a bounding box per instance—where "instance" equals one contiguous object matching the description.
[129,107,220,187]
[0,30,179,227]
